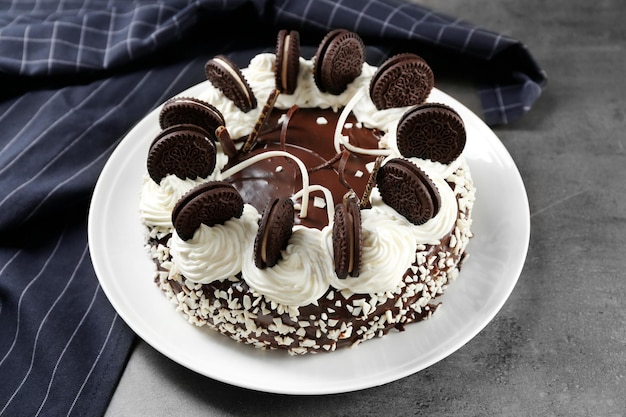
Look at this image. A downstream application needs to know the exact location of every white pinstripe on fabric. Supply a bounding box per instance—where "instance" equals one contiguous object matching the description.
[379,3,408,37]
[0,250,22,317]
[18,24,29,73]
[492,85,508,124]
[0,86,106,178]
[76,12,87,71]
[0,228,66,371]
[34,262,100,417]
[460,26,477,53]
[0,90,63,164]
[0,230,81,415]
[488,33,504,60]
[0,93,31,134]
[65,312,121,417]
[103,6,115,68]
[19,71,157,223]
[16,137,118,225]
[325,0,342,28]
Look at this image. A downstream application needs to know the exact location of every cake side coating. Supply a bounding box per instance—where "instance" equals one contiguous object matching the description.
[146,161,473,354]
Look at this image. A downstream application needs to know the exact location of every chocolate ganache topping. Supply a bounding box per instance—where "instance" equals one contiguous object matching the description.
[224,107,382,230]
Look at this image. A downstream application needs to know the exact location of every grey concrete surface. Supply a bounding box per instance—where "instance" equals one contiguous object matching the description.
[105,1,626,416]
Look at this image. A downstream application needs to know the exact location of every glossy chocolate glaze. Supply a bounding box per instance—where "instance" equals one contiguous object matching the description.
[223,107,382,229]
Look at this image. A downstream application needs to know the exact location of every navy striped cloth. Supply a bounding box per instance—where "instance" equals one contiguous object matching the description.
[0,1,545,416]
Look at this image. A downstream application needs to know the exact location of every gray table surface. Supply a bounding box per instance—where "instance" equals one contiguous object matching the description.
[105,1,626,415]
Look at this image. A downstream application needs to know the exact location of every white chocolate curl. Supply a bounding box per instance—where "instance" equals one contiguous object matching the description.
[221,150,311,218]
[139,174,207,228]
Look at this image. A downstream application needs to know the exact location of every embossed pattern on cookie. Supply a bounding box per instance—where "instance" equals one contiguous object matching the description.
[376,158,440,225]
[172,181,244,241]
[147,125,216,184]
[159,96,225,140]
[205,55,257,112]
[396,103,466,164]
[369,53,434,110]
[313,29,365,95]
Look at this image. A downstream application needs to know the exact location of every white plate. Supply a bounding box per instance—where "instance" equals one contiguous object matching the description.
[88,83,529,395]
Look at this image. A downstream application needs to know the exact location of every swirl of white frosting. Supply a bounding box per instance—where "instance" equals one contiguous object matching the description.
[196,81,258,140]
[407,155,464,179]
[368,174,458,245]
[268,55,370,112]
[170,204,260,283]
[139,145,227,228]
[324,209,417,295]
[241,226,334,307]
[139,174,207,227]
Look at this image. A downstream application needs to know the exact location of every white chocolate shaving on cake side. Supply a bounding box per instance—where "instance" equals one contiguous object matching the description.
[221,150,311,218]
[139,53,476,354]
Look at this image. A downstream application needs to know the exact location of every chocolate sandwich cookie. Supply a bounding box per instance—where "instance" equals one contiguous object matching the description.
[396,103,466,164]
[376,158,440,225]
[172,181,244,241]
[147,124,216,184]
[254,197,295,268]
[275,29,300,94]
[332,194,362,279]
[313,29,365,95]
[369,53,434,110]
[159,97,225,140]
[205,55,257,112]
[148,123,212,150]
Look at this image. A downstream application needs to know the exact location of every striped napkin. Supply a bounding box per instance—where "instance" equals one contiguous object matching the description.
[0,1,545,415]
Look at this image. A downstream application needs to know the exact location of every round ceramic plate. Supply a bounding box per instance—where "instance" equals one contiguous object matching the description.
[88,83,529,395]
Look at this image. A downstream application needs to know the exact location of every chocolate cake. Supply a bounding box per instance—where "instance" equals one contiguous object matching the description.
[139,29,475,354]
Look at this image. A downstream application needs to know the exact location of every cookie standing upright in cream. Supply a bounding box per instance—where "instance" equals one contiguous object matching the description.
[139,29,476,354]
